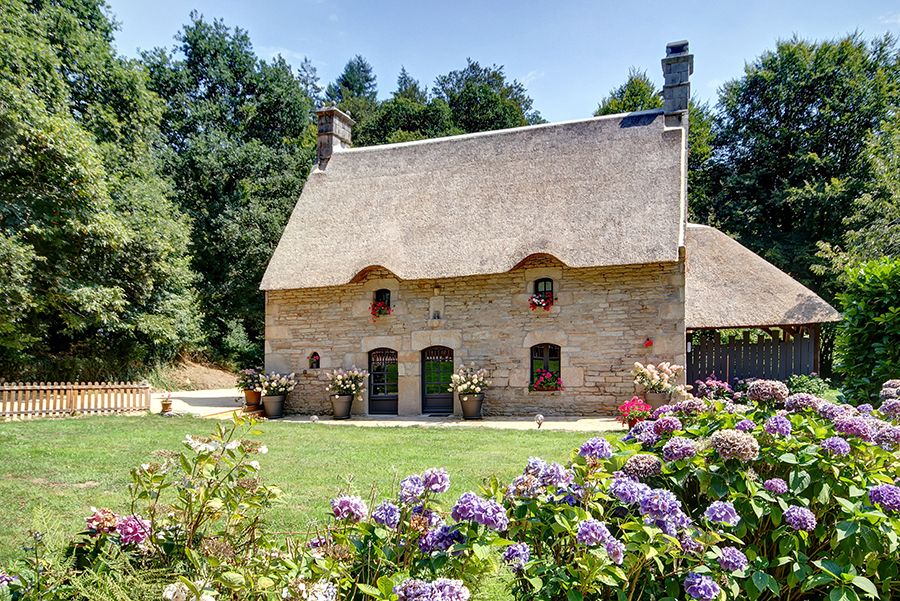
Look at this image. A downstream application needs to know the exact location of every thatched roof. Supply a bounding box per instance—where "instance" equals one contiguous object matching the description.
[261,110,686,290]
[685,224,840,329]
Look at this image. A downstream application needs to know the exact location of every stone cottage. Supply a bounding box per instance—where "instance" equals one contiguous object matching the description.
[261,41,839,417]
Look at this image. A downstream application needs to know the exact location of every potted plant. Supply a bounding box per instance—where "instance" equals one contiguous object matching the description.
[632,361,683,407]
[617,396,652,428]
[529,368,564,392]
[237,367,263,410]
[160,391,173,414]
[370,300,393,321]
[259,371,296,419]
[325,367,369,419]
[449,364,490,420]
[528,293,553,311]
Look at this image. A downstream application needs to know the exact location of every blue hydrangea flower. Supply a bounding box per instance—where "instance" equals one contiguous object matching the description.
[372,500,400,529]
[718,546,748,572]
[609,473,651,505]
[579,437,613,460]
[784,505,817,532]
[501,542,530,571]
[576,519,611,546]
[735,419,756,432]
[684,572,721,601]
[704,500,740,526]
[639,488,682,520]
[419,524,464,553]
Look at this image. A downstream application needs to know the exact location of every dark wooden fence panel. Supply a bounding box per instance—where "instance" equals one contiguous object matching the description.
[687,328,819,385]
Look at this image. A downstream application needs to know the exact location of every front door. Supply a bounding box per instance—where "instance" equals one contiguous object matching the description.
[368,348,398,415]
[421,346,454,415]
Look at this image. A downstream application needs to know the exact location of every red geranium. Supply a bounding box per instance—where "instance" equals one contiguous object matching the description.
[618,396,652,425]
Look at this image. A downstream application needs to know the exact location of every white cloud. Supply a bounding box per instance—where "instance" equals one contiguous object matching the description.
[878,12,900,25]
[522,70,545,85]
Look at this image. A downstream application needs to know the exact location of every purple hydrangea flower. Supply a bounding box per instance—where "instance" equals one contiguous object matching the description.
[399,475,425,504]
[623,454,662,480]
[576,519,611,546]
[639,488,682,520]
[651,405,675,419]
[711,429,759,461]
[747,379,789,403]
[735,419,756,432]
[684,572,721,601]
[0,573,15,586]
[419,524,464,553]
[785,393,821,412]
[869,484,900,513]
[764,415,792,437]
[784,505,817,531]
[412,505,444,528]
[524,457,548,476]
[502,542,530,571]
[635,428,661,447]
[857,403,874,414]
[116,515,151,546]
[539,462,574,488]
[422,468,451,494]
[373,500,400,529]
[874,425,900,450]
[673,398,708,414]
[818,402,855,421]
[450,492,480,521]
[833,415,872,441]
[609,473,651,505]
[663,436,697,462]
[679,534,703,554]
[764,478,788,495]
[605,538,625,565]
[705,501,740,526]
[579,437,613,460]
[394,579,433,601]
[718,546,748,572]
[881,399,900,419]
[330,495,368,522]
[431,579,470,601]
[649,507,692,537]
[451,493,509,530]
[820,436,851,457]
[654,415,682,435]
[624,420,655,442]
[505,473,543,499]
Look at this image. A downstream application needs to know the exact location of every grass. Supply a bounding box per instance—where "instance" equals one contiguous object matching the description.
[0,415,606,563]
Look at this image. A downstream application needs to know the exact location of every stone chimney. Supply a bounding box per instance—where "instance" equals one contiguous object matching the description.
[315,106,355,168]
[661,40,693,116]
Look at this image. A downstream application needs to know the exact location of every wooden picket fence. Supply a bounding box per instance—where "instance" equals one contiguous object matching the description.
[0,381,151,420]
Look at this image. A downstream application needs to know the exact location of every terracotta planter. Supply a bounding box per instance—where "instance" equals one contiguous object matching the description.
[243,389,261,409]
[644,391,670,409]
[160,400,173,413]
[459,393,484,420]
[331,394,353,420]
[627,417,641,429]
[262,395,285,419]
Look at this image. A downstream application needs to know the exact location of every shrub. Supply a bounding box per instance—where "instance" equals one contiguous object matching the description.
[836,258,900,403]
[495,393,900,600]
[787,373,832,397]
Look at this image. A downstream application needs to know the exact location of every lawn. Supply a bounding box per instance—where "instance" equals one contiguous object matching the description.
[0,415,607,563]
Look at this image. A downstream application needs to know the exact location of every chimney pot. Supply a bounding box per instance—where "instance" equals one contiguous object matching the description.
[661,40,693,116]
[315,106,355,168]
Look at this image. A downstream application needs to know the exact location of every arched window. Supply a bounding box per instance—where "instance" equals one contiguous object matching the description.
[374,288,391,307]
[534,278,554,300]
[308,352,320,369]
[530,343,562,390]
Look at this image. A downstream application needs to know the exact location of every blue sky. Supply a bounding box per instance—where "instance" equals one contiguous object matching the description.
[107,0,900,122]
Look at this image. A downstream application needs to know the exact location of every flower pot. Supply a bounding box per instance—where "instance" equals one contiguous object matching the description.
[160,400,173,414]
[243,389,261,409]
[627,417,641,429]
[644,391,670,409]
[262,395,285,419]
[459,393,484,420]
[331,394,353,420]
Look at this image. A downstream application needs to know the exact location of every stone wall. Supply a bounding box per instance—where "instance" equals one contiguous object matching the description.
[265,255,686,416]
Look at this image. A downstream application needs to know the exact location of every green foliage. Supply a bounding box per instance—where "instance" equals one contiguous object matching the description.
[143,14,316,365]
[835,258,900,402]
[593,67,663,116]
[326,54,379,103]
[0,0,201,380]
[706,33,900,300]
[787,373,833,397]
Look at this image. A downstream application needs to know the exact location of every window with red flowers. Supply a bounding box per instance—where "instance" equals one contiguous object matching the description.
[534,278,554,300]
[371,289,393,319]
[530,344,563,391]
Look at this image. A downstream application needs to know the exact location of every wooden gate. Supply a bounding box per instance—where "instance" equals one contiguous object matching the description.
[686,327,820,385]
[0,382,151,419]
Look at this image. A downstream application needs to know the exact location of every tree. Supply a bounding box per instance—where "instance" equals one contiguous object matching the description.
[394,66,427,103]
[593,68,663,116]
[297,57,323,105]
[143,14,316,365]
[705,34,900,300]
[326,54,378,103]
[433,59,544,130]
[0,0,201,379]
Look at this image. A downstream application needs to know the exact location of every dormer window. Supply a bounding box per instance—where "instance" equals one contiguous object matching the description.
[374,289,391,307]
[308,352,320,369]
[534,278,554,300]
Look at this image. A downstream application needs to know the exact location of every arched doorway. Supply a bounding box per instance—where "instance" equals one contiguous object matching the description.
[421,346,454,415]
[368,348,398,415]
